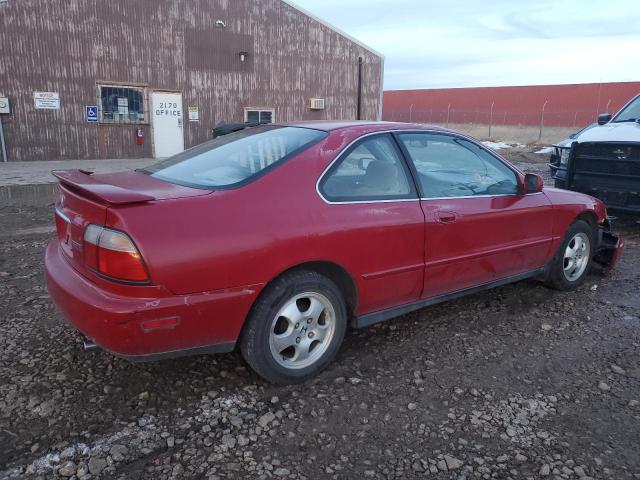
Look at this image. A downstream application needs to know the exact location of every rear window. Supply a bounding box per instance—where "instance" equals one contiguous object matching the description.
[143,126,327,189]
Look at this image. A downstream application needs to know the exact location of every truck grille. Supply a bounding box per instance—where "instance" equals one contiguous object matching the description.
[573,143,640,177]
[570,142,640,211]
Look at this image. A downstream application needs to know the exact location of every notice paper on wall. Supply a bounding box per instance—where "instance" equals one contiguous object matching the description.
[33,92,60,110]
[117,97,129,115]
[188,106,199,122]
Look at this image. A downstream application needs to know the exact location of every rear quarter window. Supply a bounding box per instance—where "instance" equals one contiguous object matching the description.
[143,126,327,189]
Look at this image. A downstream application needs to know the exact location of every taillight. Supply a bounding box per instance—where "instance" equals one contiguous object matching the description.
[83,225,150,283]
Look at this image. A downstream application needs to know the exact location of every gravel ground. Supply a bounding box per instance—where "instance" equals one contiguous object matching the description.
[1,148,639,480]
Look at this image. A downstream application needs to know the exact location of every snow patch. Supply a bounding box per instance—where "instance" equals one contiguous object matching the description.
[482,141,512,150]
[535,147,554,154]
[13,418,159,477]
[1,393,250,478]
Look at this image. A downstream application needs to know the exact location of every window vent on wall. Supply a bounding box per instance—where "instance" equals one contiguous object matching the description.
[309,98,325,110]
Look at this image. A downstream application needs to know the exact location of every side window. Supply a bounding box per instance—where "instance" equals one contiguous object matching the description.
[245,108,274,124]
[320,134,414,202]
[398,133,518,198]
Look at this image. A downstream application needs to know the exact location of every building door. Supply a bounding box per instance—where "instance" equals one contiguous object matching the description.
[151,92,184,158]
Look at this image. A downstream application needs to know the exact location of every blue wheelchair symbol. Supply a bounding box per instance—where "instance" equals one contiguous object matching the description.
[85,105,98,123]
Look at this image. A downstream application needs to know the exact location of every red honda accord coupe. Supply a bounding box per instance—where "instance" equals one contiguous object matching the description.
[45,121,623,383]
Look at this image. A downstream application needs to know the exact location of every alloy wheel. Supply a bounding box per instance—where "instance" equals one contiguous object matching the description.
[268,292,336,370]
[563,232,590,281]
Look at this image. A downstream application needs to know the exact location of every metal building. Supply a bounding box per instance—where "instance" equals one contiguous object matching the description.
[383,81,640,127]
[0,0,384,161]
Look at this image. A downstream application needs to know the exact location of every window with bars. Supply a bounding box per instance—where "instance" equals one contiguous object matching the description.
[97,84,148,124]
[244,108,274,124]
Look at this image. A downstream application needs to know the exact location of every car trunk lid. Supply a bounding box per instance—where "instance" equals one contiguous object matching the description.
[53,169,211,204]
[53,169,210,276]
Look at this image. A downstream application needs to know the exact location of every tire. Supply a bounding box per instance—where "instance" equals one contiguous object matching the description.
[545,220,594,291]
[554,179,567,189]
[239,270,347,384]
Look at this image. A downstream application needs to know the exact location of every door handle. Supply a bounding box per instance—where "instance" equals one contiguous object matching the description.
[436,211,457,223]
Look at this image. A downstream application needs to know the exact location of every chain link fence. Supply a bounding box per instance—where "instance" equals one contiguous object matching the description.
[383,105,605,143]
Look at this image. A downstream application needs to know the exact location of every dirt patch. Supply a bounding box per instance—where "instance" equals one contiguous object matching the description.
[434,123,576,145]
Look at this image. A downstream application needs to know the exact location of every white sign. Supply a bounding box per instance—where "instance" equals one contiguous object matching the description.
[0,97,9,114]
[188,106,199,122]
[34,91,60,110]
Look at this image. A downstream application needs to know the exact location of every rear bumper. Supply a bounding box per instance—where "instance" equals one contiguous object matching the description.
[44,240,262,360]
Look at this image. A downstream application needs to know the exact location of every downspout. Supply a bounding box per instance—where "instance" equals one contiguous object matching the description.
[0,116,7,163]
[357,56,363,120]
[378,57,385,121]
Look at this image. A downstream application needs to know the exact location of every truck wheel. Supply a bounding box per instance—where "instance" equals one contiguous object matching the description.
[239,270,347,384]
[545,220,594,291]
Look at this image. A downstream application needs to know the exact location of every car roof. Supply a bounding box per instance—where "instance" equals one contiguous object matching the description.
[277,120,453,134]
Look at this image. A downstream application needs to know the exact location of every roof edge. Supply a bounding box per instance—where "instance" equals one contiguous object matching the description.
[384,80,640,93]
[279,0,385,59]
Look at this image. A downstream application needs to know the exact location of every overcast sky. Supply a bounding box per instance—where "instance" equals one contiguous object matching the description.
[292,0,640,90]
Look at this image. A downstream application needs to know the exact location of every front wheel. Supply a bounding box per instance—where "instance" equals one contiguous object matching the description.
[239,270,347,384]
[545,220,594,291]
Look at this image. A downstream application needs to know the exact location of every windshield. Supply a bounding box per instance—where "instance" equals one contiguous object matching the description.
[612,94,640,123]
[143,126,327,189]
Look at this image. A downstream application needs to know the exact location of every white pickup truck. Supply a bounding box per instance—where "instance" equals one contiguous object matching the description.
[549,93,640,213]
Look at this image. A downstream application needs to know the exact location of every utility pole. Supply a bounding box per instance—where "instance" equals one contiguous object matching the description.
[538,100,548,143]
[409,104,414,122]
[446,104,451,128]
[488,101,495,139]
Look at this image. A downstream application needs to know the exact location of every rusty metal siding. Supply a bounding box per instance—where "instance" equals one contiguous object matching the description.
[0,0,383,161]
[186,29,254,72]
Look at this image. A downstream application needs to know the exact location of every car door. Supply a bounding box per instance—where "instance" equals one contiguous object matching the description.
[395,132,554,299]
[318,133,425,313]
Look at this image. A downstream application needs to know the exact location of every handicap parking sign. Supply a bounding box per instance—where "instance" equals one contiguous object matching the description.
[85,105,98,123]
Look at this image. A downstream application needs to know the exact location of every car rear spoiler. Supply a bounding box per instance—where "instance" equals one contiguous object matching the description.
[211,121,267,138]
[52,170,156,205]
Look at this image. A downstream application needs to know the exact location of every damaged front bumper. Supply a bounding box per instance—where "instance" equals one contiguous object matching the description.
[592,221,624,276]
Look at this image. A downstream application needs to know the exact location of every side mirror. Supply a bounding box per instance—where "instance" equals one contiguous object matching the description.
[597,113,612,125]
[523,173,543,194]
